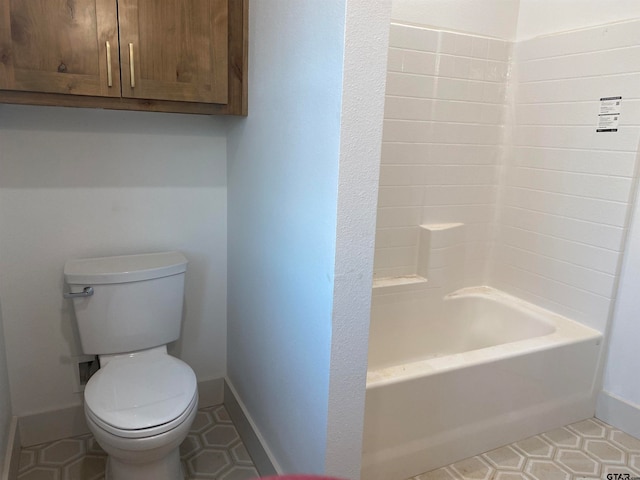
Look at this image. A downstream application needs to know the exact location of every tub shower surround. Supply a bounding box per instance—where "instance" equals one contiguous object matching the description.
[493,20,640,333]
[374,23,510,286]
[365,20,640,480]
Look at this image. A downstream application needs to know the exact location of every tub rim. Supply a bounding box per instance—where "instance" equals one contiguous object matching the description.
[366,286,602,388]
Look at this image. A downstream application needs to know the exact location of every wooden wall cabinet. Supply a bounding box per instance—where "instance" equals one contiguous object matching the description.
[0,0,247,115]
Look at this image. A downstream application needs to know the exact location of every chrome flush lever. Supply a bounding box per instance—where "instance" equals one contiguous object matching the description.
[63,286,94,299]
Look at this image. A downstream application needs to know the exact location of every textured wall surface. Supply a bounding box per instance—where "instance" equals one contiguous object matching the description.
[325,0,391,477]
[227,1,391,475]
[226,0,346,473]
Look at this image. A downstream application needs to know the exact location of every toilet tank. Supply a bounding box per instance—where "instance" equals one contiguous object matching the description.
[64,251,188,355]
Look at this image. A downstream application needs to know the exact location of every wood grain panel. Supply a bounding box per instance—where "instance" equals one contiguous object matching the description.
[0,0,119,96]
[0,0,247,115]
[0,89,232,114]
[210,0,229,103]
[14,70,102,96]
[227,0,247,115]
[0,0,16,87]
[118,0,228,104]
[11,1,99,74]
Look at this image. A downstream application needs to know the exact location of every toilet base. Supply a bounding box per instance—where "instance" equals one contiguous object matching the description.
[105,447,185,480]
[86,392,198,480]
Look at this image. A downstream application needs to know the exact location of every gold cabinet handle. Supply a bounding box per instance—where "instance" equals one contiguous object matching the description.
[129,43,135,88]
[106,41,113,87]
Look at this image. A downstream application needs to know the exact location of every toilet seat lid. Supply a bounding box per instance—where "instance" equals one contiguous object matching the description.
[84,351,197,431]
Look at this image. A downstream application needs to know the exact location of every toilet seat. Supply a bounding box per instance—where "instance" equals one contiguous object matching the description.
[84,351,197,439]
[86,390,198,439]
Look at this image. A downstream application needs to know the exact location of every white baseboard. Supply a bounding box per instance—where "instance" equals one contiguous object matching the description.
[197,377,224,409]
[19,404,89,447]
[19,377,225,447]
[2,416,20,480]
[597,391,640,439]
[224,378,280,476]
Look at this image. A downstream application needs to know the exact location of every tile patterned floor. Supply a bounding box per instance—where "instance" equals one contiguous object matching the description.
[17,404,259,480]
[16,412,640,480]
[412,418,640,480]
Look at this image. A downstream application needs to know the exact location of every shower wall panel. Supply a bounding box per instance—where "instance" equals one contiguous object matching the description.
[374,23,511,288]
[491,20,640,332]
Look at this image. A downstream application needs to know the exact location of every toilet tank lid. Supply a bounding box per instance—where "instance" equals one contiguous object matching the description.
[64,251,187,285]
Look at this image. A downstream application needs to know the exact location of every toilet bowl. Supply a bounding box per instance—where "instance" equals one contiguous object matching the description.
[84,346,198,480]
[64,251,197,480]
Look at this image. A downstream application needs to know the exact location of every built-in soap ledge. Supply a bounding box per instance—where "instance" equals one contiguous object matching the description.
[372,274,428,295]
[372,223,465,295]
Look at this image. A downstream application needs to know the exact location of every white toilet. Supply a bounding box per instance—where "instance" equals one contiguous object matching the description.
[64,251,198,480]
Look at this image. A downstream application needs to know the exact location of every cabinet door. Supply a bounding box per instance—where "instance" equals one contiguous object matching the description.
[0,0,120,97]
[118,0,228,104]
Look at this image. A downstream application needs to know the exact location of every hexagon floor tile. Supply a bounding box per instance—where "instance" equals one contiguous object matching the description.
[17,413,640,480]
[412,418,640,480]
[17,405,259,480]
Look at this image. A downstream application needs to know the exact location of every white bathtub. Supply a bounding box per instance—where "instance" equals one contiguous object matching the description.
[362,286,603,480]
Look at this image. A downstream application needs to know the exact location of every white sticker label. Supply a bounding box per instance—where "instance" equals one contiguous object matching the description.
[598,96,622,132]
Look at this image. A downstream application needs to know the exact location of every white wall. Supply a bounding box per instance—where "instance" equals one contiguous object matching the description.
[0,136,11,473]
[226,0,390,476]
[0,305,12,473]
[517,0,640,41]
[0,105,228,416]
[391,0,520,40]
[226,0,346,473]
[325,0,391,476]
[599,181,640,436]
